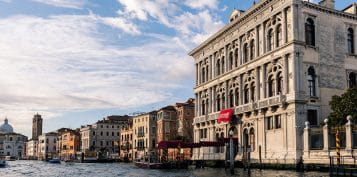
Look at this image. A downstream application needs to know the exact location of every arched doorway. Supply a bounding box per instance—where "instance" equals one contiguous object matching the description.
[249,128,255,152]
[229,126,239,155]
[243,129,249,151]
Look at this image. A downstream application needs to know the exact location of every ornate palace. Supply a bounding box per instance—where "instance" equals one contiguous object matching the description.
[189,0,357,164]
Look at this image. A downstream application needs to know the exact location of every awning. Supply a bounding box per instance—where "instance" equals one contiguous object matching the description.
[218,109,234,123]
[157,139,238,149]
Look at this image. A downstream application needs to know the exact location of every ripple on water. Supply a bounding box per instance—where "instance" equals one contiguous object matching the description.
[0,160,329,177]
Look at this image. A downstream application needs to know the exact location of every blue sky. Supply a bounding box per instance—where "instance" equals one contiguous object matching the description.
[0,0,355,137]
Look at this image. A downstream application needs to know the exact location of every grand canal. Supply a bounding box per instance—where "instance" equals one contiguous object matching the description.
[0,160,329,177]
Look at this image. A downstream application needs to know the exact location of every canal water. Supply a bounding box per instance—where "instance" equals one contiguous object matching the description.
[0,160,329,177]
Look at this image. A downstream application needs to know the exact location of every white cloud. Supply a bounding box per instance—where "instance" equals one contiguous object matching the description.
[101,17,141,35]
[0,14,193,136]
[184,0,218,9]
[116,0,224,44]
[31,0,86,9]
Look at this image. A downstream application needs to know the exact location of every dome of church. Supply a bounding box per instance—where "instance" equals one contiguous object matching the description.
[0,118,14,133]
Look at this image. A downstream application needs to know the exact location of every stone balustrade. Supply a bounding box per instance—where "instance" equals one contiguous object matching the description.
[303,115,357,164]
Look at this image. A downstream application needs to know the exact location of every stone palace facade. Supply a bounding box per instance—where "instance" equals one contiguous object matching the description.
[189,0,357,164]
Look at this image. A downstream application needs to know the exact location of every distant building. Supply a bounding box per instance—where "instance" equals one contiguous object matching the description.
[80,115,130,159]
[175,98,195,141]
[132,111,157,160]
[38,132,57,160]
[156,106,177,143]
[32,114,42,140]
[26,139,38,160]
[57,128,80,160]
[119,118,133,161]
[0,118,28,158]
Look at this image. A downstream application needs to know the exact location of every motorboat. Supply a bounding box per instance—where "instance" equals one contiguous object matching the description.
[0,160,6,167]
[48,158,61,164]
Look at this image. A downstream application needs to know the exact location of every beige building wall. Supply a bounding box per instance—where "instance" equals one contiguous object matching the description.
[132,111,157,160]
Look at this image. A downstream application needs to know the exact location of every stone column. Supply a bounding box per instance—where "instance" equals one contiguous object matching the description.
[239,37,243,65]
[345,115,353,152]
[263,22,266,54]
[225,81,229,109]
[239,74,243,105]
[195,63,198,86]
[198,62,202,85]
[211,55,215,79]
[213,86,216,112]
[255,25,260,57]
[323,119,330,151]
[197,92,201,117]
[195,93,198,117]
[256,67,260,100]
[282,8,288,44]
[283,54,289,94]
[262,64,266,98]
[303,121,310,155]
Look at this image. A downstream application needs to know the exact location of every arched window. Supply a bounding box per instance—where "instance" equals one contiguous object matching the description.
[349,72,357,88]
[229,90,234,108]
[250,82,256,102]
[216,95,221,111]
[268,75,275,97]
[222,94,226,109]
[201,67,205,83]
[221,57,225,74]
[277,72,283,94]
[229,52,234,70]
[216,60,220,76]
[201,100,205,115]
[234,48,239,67]
[250,40,255,60]
[206,66,209,81]
[267,29,274,52]
[243,43,248,63]
[305,18,315,46]
[235,88,239,106]
[307,67,317,97]
[276,24,282,47]
[348,28,355,54]
[244,85,249,104]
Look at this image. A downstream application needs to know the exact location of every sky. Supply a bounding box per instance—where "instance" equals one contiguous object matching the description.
[0,0,355,137]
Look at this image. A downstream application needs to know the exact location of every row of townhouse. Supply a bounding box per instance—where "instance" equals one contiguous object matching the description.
[119,98,195,162]
[25,115,130,161]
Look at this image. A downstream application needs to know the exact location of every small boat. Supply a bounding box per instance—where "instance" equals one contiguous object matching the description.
[0,160,6,167]
[48,158,61,164]
[5,156,16,161]
[134,161,163,169]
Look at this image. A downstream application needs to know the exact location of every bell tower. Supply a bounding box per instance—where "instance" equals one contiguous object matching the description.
[32,113,42,140]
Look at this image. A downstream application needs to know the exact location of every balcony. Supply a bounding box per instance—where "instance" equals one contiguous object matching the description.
[194,95,286,124]
[235,94,286,114]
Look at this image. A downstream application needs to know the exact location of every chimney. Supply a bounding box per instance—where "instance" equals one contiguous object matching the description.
[319,0,335,9]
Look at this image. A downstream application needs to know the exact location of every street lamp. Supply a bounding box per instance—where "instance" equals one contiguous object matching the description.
[229,130,234,175]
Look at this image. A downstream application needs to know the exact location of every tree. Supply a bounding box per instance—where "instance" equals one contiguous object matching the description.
[328,87,357,126]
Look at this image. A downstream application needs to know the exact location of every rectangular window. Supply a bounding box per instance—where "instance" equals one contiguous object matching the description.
[267,116,273,130]
[307,110,318,126]
[165,122,170,133]
[275,115,281,129]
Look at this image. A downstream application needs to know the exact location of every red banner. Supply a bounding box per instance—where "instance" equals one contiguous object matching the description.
[218,109,234,123]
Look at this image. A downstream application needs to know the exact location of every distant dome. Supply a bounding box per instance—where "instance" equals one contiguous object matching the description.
[0,118,14,133]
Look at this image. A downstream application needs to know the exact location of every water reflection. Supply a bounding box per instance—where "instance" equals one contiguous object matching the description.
[1,160,329,177]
